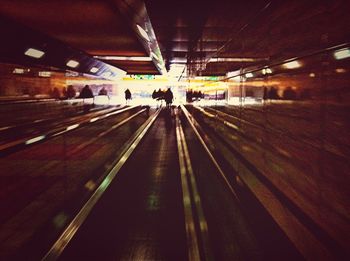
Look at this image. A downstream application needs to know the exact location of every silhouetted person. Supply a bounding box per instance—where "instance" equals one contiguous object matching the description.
[283,87,297,100]
[80,85,94,113]
[125,89,131,104]
[152,90,157,99]
[98,87,107,95]
[164,88,173,107]
[66,85,76,99]
[267,87,279,100]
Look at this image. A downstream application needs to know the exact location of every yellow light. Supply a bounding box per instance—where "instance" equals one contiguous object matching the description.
[24,48,45,58]
[66,60,79,68]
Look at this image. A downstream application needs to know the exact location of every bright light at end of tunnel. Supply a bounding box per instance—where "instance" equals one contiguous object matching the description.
[66,60,79,68]
[334,48,350,60]
[24,48,45,58]
[282,60,302,69]
[136,24,150,42]
[90,67,99,73]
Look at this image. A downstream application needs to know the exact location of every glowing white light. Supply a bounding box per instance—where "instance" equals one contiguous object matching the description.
[94,56,152,61]
[13,68,25,74]
[136,24,150,41]
[309,73,316,77]
[335,68,346,73]
[334,48,350,60]
[66,60,79,68]
[282,60,302,69]
[245,72,254,78]
[90,67,99,73]
[209,57,261,62]
[39,71,51,77]
[90,117,99,123]
[25,135,46,145]
[24,48,45,58]
[66,124,79,131]
[262,68,272,75]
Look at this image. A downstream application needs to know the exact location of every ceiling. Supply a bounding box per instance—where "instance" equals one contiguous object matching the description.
[0,0,349,77]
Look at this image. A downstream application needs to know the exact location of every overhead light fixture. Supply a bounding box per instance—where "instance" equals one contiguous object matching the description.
[66,60,79,68]
[13,68,25,74]
[335,68,346,73]
[262,68,272,75]
[90,67,99,73]
[334,48,350,60]
[282,60,302,69]
[245,72,254,78]
[309,73,316,78]
[39,71,51,77]
[94,55,152,62]
[136,24,150,42]
[209,57,267,62]
[24,48,45,59]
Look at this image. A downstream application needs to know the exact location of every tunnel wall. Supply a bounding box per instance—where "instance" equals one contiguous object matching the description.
[0,63,117,99]
[216,44,350,259]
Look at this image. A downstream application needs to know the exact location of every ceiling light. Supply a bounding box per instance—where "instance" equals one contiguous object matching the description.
[13,68,25,74]
[282,60,302,69]
[39,71,51,77]
[66,60,79,68]
[94,56,152,61]
[24,48,45,58]
[136,24,150,41]
[335,68,346,73]
[245,72,254,78]
[309,73,315,77]
[262,68,272,75]
[209,57,267,62]
[334,48,350,60]
[90,67,99,73]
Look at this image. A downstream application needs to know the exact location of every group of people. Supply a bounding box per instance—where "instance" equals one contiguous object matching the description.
[152,88,173,107]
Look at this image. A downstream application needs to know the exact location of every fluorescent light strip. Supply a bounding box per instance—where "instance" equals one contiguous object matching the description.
[90,117,99,123]
[136,24,150,41]
[94,56,152,62]
[25,48,45,58]
[209,57,265,62]
[334,48,350,60]
[25,135,46,145]
[66,124,79,131]
[66,60,79,68]
[282,60,302,69]
[245,72,254,78]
